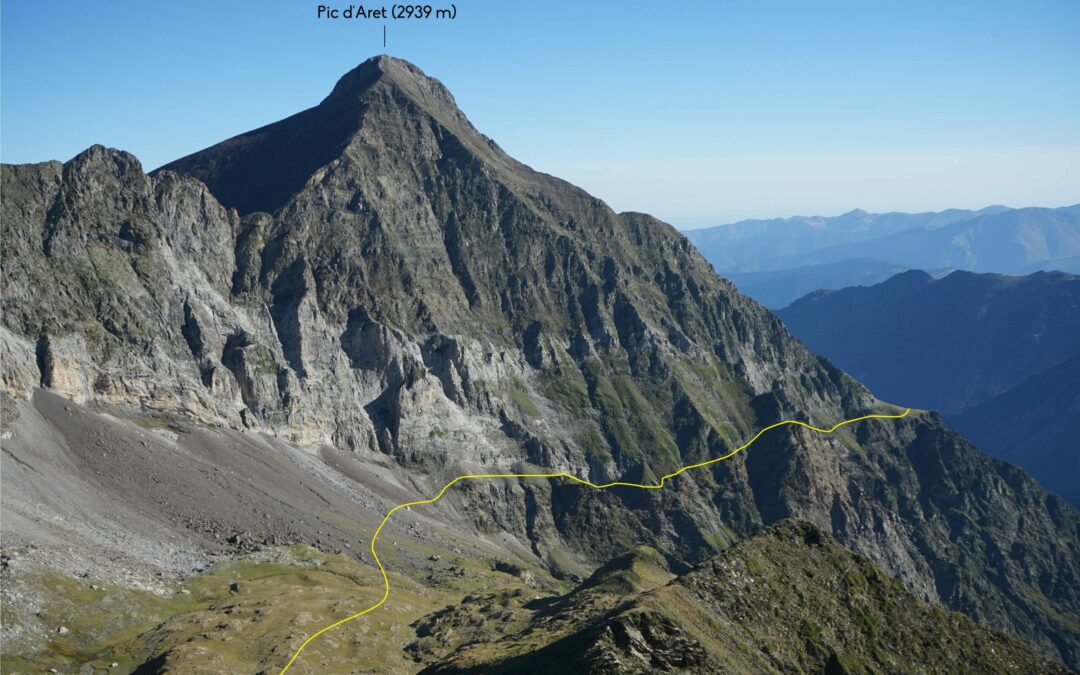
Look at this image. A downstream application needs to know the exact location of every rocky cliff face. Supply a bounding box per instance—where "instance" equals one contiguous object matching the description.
[2,56,1078,667]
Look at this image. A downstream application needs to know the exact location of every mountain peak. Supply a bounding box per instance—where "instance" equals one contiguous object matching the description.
[318,55,393,100]
[332,54,419,81]
[156,55,480,214]
[326,55,475,133]
[324,55,442,102]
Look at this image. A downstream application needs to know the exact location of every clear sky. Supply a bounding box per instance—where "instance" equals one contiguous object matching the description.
[2,0,1078,227]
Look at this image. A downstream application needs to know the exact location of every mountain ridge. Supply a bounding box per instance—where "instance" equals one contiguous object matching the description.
[721,258,910,308]
[685,204,1080,307]
[424,519,1070,674]
[777,268,1080,511]
[762,205,1080,273]
[778,268,1080,414]
[684,205,1013,272]
[3,57,1080,670]
[157,55,541,216]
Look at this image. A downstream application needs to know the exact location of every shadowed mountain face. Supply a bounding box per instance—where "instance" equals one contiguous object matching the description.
[722,258,910,309]
[779,269,1080,415]
[777,269,1080,510]
[950,353,1080,507]
[3,56,1080,668]
[159,58,486,216]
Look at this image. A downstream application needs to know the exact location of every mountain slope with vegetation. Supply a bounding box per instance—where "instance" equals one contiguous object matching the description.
[425,520,1069,674]
[3,56,1079,671]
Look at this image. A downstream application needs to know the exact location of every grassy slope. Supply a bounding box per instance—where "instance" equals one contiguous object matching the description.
[425,520,1070,674]
[1,545,558,675]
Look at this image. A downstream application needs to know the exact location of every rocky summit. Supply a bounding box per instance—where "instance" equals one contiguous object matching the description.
[2,56,1078,672]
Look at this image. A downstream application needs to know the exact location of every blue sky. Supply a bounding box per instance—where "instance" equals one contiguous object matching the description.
[2,0,1078,227]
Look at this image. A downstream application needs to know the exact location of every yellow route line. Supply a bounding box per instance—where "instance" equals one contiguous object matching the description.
[278,406,911,673]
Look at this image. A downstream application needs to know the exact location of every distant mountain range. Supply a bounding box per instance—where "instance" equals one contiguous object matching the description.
[722,258,910,310]
[685,206,1008,271]
[686,204,1080,307]
[950,352,1080,507]
[778,269,1080,506]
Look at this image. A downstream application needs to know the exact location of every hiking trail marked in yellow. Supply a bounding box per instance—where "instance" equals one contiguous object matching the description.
[278,406,911,673]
